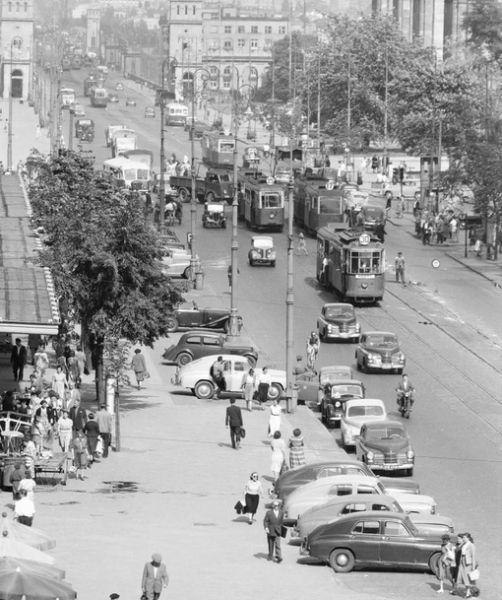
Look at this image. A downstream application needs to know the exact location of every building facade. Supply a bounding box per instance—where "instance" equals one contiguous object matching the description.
[86,5,101,54]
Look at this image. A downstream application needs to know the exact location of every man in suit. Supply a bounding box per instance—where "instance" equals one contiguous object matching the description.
[68,398,88,437]
[225,397,243,449]
[10,338,27,382]
[263,499,285,563]
[142,553,169,600]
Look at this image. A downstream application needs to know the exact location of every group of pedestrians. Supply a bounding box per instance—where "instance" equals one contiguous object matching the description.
[437,533,479,597]
[415,209,459,246]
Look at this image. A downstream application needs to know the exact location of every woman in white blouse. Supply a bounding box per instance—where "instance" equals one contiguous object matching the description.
[243,472,264,524]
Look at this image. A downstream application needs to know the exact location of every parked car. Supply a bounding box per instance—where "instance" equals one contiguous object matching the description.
[320,380,365,428]
[172,355,286,400]
[341,399,387,448]
[356,420,415,476]
[355,331,406,374]
[125,97,137,107]
[160,251,200,279]
[317,303,361,342]
[165,302,242,334]
[248,235,276,267]
[108,94,119,103]
[283,475,436,525]
[144,106,156,118]
[295,494,454,541]
[115,82,124,91]
[302,512,442,574]
[296,365,353,406]
[273,460,420,501]
[73,103,85,117]
[162,332,257,367]
[202,202,226,228]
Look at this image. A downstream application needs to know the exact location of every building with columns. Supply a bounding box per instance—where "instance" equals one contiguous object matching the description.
[86,5,101,54]
[0,0,34,100]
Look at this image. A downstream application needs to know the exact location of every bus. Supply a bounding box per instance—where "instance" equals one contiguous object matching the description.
[238,172,285,231]
[103,157,151,190]
[164,102,188,126]
[316,228,385,304]
[83,76,96,97]
[294,177,346,233]
[201,131,235,169]
[90,87,109,107]
[60,87,76,109]
[72,56,82,70]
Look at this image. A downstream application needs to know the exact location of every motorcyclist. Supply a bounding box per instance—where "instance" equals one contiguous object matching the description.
[306,331,320,370]
[396,374,415,408]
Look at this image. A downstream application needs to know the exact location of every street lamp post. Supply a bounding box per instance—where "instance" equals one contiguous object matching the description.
[159,57,178,234]
[7,39,15,172]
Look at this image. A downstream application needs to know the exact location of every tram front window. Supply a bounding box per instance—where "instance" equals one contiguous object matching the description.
[261,193,282,208]
[350,251,383,274]
[219,142,234,153]
[319,197,342,215]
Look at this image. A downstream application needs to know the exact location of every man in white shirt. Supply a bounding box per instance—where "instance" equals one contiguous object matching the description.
[18,471,36,503]
[142,554,169,600]
[14,489,35,526]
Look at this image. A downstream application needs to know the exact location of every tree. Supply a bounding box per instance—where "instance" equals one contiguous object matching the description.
[29,151,183,402]
[463,0,502,61]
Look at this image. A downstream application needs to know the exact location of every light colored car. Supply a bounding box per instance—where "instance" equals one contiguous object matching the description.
[144,106,156,118]
[341,399,387,448]
[160,251,200,279]
[248,236,276,267]
[173,355,286,400]
[295,494,454,540]
[284,475,436,524]
[73,103,85,117]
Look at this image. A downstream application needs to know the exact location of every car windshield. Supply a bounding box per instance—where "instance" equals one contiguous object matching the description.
[365,335,398,348]
[366,426,406,440]
[330,385,362,398]
[321,168,338,180]
[320,369,349,385]
[207,203,223,212]
[219,173,231,182]
[253,237,273,249]
[347,405,385,418]
[364,206,382,218]
[325,305,354,318]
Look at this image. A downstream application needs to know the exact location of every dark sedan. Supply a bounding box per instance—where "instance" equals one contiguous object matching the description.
[166,301,242,334]
[273,460,420,500]
[320,380,365,428]
[302,512,442,574]
[163,331,257,367]
[317,303,361,342]
[355,331,406,374]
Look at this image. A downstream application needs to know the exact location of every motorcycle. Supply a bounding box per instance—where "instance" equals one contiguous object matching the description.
[397,391,413,419]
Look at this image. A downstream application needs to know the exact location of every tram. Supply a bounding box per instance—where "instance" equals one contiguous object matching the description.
[201,131,235,169]
[238,171,285,231]
[60,87,76,109]
[103,157,151,190]
[164,102,188,126]
[90,86,109,107]
[83,76,96,97]
[294,177,346,233]
[316,228,385,304]
[72,56,82,70]
[61,57,72,71]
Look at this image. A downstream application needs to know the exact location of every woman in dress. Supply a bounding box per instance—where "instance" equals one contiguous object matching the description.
[456,533,477,598]
[22,435,36,477]
[270,431,286,482]
[30,416,44,456]
[75,345,87,378]
[268,398,283,437]
[289,428,306,470]
[83,413,100,464]
[242,472,264,525]
[57,409,73,452]
[437,534,456,593]
[33,345,49,377]
[241,368,256,412]
[51,365,68,400]
[66,350,80,384]
[130,348,147,390]
[71,431,88,481]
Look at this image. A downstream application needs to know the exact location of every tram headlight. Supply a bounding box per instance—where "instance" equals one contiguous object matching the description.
[269,212,275,219]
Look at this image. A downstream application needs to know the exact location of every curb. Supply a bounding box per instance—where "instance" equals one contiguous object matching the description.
[446,252,502,287]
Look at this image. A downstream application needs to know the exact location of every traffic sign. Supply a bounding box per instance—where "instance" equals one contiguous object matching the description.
[325,180,335,191]
[359,233,371,245]
[266,176,275,185]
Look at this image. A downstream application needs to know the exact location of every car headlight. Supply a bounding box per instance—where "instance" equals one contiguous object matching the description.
[406,450,414,459]
[334,401,341,408]
[270,252,276,259]
[356,323,361,331]
[368,353,382,364]
[366,451,374,460]
[252,251,260,258]
[327,324,336,333]
[393,352,405,363]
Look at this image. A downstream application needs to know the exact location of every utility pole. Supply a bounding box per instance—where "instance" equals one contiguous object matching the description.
[286,117,295,412]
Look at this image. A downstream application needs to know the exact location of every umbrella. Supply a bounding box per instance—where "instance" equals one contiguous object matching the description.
[0,558,64,580]
[0,568,76,600]
[0,537,54,565]
[1,517,56,551]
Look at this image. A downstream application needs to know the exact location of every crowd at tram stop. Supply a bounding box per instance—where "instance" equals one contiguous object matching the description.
[0,333,114,482]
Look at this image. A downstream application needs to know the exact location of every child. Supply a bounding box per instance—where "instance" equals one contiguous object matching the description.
[9,463,24,501]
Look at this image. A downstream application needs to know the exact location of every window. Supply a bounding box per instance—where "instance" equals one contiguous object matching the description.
[371,503,392,512]
[208,80,218,90]
[224,40,233,50]
[250,67,258,78]
[209,66,219,76]
[341,503,368,515]
[352,521,380,535]
[185,5,188,14]
[234,362,247,371]
[210,26,218,33]
[203,337,221,346]
[224,26,232,34]
[264,39,273,49]
[357,485,378,495]
[238,26,245,33]
[238,39,245,48]
[279,26,286,34]
[318,467,343,478]
[250,39,258,49]
[261,193,280,208]
[185,336,201,345]
[328,484,352,496]
[223,66,232,76]
[209,39,219,49]
[193,5,196,14]
[223,80,231,89]
[177,5,180,14]
[265,26,272,34]
[251,25,258,33]
[384,521,409,537]
[222,360,231,371]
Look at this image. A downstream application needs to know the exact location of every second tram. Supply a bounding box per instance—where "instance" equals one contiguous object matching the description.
[90,87,109,107]
[84,76,96,97]
[164,102,188,126]
[201,131,235,169]
[317,228,385,304]
[294,177,346,233]
[238,172,285,231]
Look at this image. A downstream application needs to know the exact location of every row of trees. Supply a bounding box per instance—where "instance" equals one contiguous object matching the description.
[29,151,182,402]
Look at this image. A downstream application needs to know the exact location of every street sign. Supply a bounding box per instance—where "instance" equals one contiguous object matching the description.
[431,259,440,269]
[325,180,335,191]
[266,176,275,185]
[358,233,371,246]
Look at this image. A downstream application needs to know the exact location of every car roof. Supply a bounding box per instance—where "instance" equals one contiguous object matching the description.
[293,474,380,492]
[323,303,353,308]
[329,379,363,386]
[179,331,224,340]
[363,331,398,337]
[333,511,411,525]
[304,493,399,512]
[190,354,250,365]
[252,235,273,242]
[320,365,351,373]
[364,419,405,429]
[344,398,385,408]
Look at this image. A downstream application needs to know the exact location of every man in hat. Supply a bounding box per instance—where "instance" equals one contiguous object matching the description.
[142,553,169,600]
[263,499,285,563]
[293,355,308,376]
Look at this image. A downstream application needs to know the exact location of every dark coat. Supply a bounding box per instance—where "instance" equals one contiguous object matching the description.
[263,508,285,537]
[69,406,87,431]
[83,420,100,439]
[10,344,27,367]
[225,404,243,427]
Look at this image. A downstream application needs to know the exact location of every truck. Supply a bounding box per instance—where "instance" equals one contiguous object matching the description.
[105,125,127,148]
[110,129,137,157]
[123,149,154,171]
[169,169,233,204]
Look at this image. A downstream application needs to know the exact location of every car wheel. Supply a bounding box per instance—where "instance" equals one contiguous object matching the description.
[183,267,191,279]
[319,328,325,342]
[194,380,215,400]
[223,320,230,333]
[222,221,226,229]
[356,359,361,371]
[268,383,283,401]
[429,552,441,577]
[271,261,275,267]
[176,352,192,367]
[397,368,403,375]
[249,259,254,267]
[244,354,257,367]
[329,549,355,573]
[363,359,369,373]
[206,192,215,202]
[166,316,179,333]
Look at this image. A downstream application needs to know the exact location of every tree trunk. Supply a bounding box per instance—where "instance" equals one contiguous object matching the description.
[114,388,121,453]
[90,334,106,407]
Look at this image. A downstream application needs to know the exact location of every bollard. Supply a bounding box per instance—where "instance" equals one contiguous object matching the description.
[195,271,205,290]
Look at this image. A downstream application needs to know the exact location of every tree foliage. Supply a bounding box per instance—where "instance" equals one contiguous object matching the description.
[462,0,502,61]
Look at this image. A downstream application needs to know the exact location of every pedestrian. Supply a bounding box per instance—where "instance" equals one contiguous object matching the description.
[242,472,264,524]
[374,219,386,243]
[270,431,286,482]
[27,334,43,365]
[227,264,240,293]
[263,499,285,563]
[18,470,36,503]
[371,155,378,173]
[293,355,308,376]
[75,345,87,377]
[71,430,89,480]
[450,217,458,243]
[297,232,308,255]
[385,192,392,213]
[83,412,100,464]
[268,398,283,437]
[130,348,148,390]
[10,338,27,382]
[57,409,73,452]
[241,367,256,412]
[9,463,24,501]
[30,416,44,456]
[210,355,226,398]
[395,251,406,284]
[450,533,464,596]
[355,210,365,232]
[33,345,49,377]
[257,367,270,406]
[35,399,57,449]
[22,435,36,478]
[456,532,477,598]
[288,428,306,469]
[437,534,456,594]
[67,350,80,384]
[225,397,243,449]
[36,124,41,139]
[14,489,35,527]
[96,403,112,457]
[67,381,81,411]
[51,365,68,399]
[68,397,87,437]
[142,554,169,600]
[413,198,421,217]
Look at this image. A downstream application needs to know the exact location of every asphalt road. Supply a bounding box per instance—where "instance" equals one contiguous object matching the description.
[60,70,502,598]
